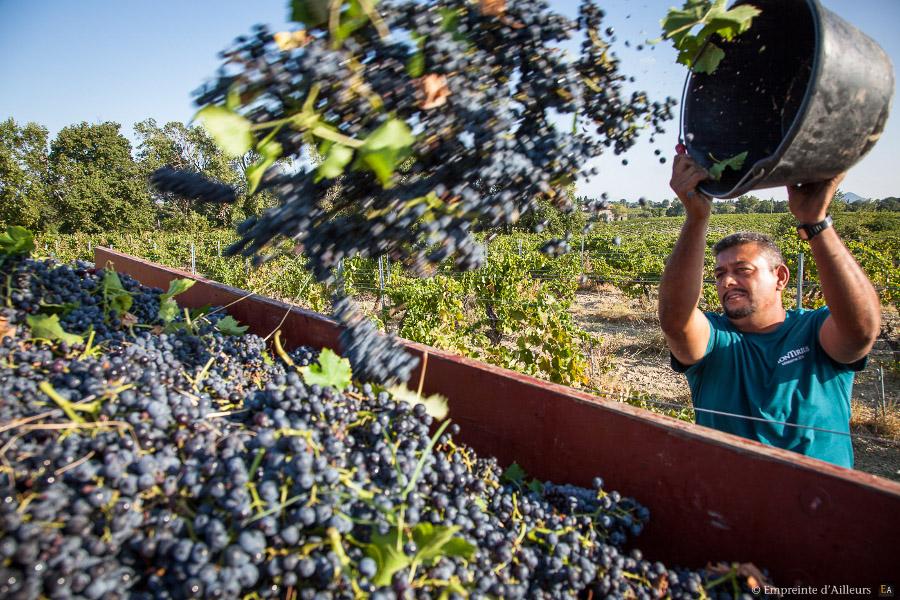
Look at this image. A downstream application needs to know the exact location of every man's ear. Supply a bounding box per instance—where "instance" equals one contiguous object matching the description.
[774,263,790,291]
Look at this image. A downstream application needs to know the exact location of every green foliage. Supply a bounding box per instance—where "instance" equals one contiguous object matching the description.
[158,278,196,324]
[299,348,353,390]
[708,151,748,180]
[99,268,134,319]
[353,118,415,187]
[515,195,587,236]
[0,119,51,231]
[659,0,761,74]
[26,314,83,345]
[134,118,265,228]
[194,106,254,158]
[291,0,330,28]
[29,211,899,389]
[0,226,35,257]
[216,315,249,337]
[49,122,155,233]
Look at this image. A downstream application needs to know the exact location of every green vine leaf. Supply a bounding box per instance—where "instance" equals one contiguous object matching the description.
[37,302,80,317]
[411,523,475,564]
[246,138,283,194]
[299,347,353,390]
[27,314,84,346]
[335,0,381,44]
[0,226,35,257]
[659,0,760,74]
[406,36,426,78]
[195,105,254,158]
[315,142,354,182]
[690,42,726,75]
[157,278,196,324]
[385,384,449,421]
[101,270,133,318]
[216,315,249,337]
[353,118,415,187]
[501,462,527,485]
[364,524,474,588]
[708,150,748,180]
[364,529,412,587]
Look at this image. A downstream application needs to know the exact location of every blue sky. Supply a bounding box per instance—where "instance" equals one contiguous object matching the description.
[2,0,898,203]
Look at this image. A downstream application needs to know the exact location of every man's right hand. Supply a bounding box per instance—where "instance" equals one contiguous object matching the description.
[670,154,713,219]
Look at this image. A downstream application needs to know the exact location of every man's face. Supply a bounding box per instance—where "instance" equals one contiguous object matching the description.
[714,243,785,320]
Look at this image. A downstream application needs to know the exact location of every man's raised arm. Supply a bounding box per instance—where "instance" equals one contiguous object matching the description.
[787,175,881,364]
[658,154,712,366]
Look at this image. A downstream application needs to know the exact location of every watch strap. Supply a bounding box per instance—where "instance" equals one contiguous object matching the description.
[797,214,833,240]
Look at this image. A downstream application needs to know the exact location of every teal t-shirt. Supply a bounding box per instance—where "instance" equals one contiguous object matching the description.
[672,307,865,468]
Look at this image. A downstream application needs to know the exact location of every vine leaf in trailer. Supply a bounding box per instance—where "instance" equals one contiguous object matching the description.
[215,315,249,337]
[0,226,35,257]
[157,278,196,324]
[364,524,474,587]
[26,314,84,346]
[385,384,449,420]
[299,347,353,390]
[100,269,134,319]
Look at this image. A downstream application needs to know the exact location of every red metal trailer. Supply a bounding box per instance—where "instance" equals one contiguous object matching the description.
[96,247,900,589]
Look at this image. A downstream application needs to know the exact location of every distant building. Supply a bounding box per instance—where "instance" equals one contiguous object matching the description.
[593,208,627,222]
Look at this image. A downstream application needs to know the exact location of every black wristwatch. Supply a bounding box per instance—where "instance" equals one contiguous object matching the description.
[796,214,833,240]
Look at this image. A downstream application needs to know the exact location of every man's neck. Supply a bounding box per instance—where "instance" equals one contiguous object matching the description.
[729,307,788,334]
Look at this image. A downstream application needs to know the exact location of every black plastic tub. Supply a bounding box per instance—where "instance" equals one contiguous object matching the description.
[682,0,894,198]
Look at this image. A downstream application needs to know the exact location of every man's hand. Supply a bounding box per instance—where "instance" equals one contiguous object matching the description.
[670,154,713,220]
[787,172,846,223]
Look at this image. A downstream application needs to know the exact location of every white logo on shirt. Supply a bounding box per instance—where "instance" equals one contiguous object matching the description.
[778,345,810,366]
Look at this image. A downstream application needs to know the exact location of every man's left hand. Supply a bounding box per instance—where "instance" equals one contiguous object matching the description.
[787,172,846,223]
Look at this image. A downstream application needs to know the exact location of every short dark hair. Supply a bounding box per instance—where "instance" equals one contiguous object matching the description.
[713,232,785,269]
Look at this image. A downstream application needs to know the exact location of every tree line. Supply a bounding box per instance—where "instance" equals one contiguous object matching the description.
[3,116,896,235]
[642,192,898,217]
[0,117,281,234]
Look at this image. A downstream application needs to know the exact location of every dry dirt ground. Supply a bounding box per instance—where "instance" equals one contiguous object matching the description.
[571,284,900,482]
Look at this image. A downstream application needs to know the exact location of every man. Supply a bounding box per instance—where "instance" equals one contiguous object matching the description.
[658,153,881,468]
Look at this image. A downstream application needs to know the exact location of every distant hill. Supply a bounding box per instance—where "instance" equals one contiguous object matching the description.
[843,192,866,203]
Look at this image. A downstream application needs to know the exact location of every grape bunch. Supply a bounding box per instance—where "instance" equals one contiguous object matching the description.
[0,251,769,599]
[155,0,677,384]
[150,167,237,205]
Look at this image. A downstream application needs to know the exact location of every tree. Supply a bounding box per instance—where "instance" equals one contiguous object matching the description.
[713,201,735,214]
[830,188,849,213]
[877,197,899,211]
[0,118,51,230]
[735,194,760,213]
[49,122,154,233]
[665,202,685,217]
[134,119,284,229]
[515,185,585,234]
[756,199,774,213]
